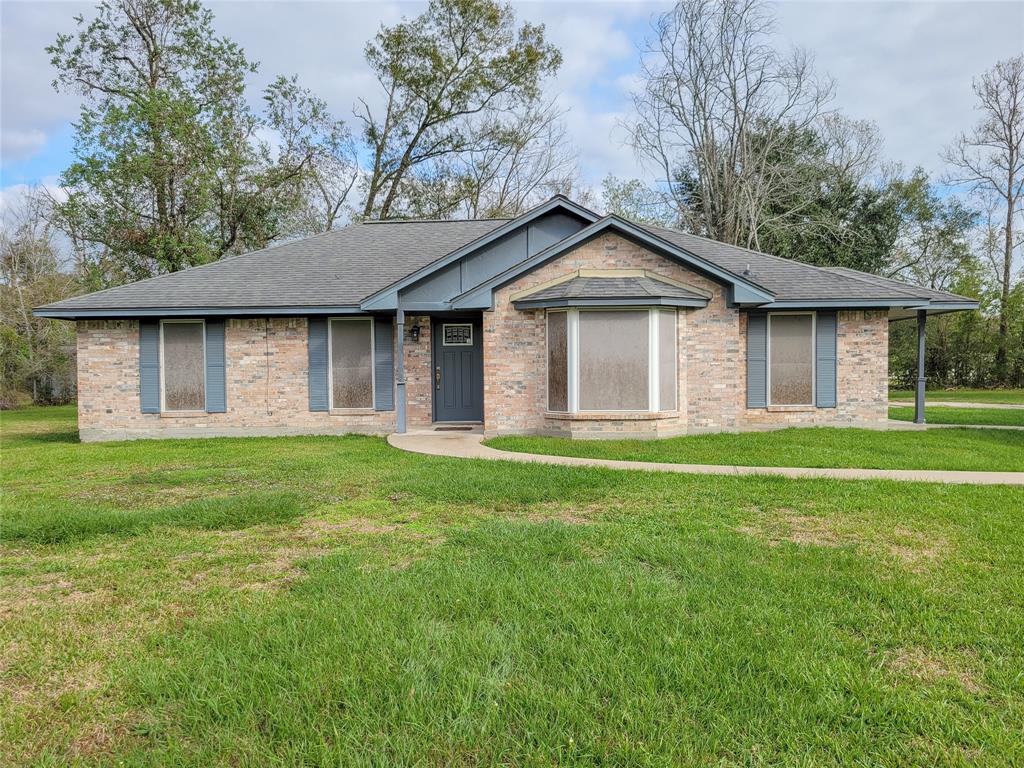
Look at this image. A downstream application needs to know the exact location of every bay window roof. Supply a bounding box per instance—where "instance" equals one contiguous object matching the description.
[512,272,711,309]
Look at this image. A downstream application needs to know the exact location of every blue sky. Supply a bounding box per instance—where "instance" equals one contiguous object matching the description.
[2,0,1023,211]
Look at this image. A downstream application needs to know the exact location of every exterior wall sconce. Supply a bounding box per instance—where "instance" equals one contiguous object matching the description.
[409,324,420,343]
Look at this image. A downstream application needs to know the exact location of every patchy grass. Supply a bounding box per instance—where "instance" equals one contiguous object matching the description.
[889,406,1024,427]
[890,387,1024,404]
[487,426,1024,472]
[2,406,1023,766]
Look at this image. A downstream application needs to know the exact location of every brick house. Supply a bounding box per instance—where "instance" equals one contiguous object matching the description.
[36,196,977,442]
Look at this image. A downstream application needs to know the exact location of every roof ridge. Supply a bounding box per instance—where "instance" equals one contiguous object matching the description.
[362,217,512,224]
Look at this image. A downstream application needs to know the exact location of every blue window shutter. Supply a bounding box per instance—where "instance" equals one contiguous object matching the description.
[205,320,226,413]
[139,320,161,413]
[746,313,767,408]
[815,311,838,408]
[373,317,394,411]
[308,318,329,411]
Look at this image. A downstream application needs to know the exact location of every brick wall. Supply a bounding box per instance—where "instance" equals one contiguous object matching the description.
[482,232,890,438]
[403,315,433,427]
[738,310,889,429]
[76,317,432,441]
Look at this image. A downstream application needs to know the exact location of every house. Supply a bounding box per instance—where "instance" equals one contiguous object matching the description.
[35,196,978,442]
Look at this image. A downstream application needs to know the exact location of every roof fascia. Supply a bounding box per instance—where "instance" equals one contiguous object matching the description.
[34,305,367,320]
[757,299,978,313]
[360,196,600,311]
[512,296,709,310]
[452,216,775,310]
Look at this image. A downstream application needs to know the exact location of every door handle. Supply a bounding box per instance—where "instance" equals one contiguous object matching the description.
[435,366,441,390]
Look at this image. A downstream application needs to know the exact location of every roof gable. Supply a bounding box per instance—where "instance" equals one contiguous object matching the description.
[451,216,776,310]
[360,195,598,310]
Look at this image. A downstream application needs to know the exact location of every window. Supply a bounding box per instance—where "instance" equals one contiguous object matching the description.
[330,318,373,409]
[579,310,649,410]
[547,311,568,411]
[658,309,677,410]
[768,313,814,405]
[443,324,473,346]
[161,320,205,411]
[546,308,678,413]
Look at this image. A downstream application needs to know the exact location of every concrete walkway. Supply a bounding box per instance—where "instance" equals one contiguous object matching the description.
[890,400,1024,410]
[388,431,1024,486]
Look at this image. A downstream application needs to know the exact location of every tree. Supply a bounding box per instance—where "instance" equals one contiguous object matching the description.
[943,55,1024,383]
[0,190,79,407]
[263,75,359,234]
[357,0,562,219]
[454,100,581,219]
[600,176,679,226]
[625,0,833,247]
[884,170,977,284]
[47,0,346,280]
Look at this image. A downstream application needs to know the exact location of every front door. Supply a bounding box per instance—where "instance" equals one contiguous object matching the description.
[432,318,484,422]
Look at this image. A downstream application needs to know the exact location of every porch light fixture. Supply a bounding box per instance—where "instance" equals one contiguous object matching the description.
[409,324,420,343]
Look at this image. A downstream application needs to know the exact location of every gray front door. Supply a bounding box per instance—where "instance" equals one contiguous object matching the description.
[432,318,483,422]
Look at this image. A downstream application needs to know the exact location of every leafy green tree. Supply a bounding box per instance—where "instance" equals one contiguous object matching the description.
[943,55,1024,384]
[358,0,562,219]
[47,0,348,281]
[0,190,79,407]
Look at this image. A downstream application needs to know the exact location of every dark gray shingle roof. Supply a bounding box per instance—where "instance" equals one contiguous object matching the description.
[41,218,508,312]
[821,267,974,304]
[640,225,944,302]
[36,197,977,315]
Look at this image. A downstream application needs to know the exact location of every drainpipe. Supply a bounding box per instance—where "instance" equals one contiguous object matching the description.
[914,309,926,424]
[395,307,407,434]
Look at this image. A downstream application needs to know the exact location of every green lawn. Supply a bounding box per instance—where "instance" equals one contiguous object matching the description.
[487,426,1024,472]
[3,406,1023,766]
[889,406,1024,427]
[890,387,1024,404]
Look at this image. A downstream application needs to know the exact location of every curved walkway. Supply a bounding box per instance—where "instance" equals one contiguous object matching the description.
[388,431,1024,486]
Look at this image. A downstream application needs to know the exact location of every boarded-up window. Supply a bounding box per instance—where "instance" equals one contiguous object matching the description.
[579,310,649,411]
[658,310,677,410]
[547,312,568,411]
[769,314,813,405]
[330,319,373,408]
[162,321,205,411]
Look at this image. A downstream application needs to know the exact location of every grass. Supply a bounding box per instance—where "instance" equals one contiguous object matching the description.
[2,405,1023,766]
[889,406,1024,427]
[486,426,1024,472]
[890,387,1024,404]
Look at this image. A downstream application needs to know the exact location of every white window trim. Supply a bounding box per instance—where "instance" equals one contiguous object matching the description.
[159,318,206,413]
[547,307,678,414]
[766,311,816,407]
[327,316,375,411]
[441,323,473,346]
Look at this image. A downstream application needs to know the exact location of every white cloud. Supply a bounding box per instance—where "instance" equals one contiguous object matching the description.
[4,0,1022,199]
[0,176,66,216]
[1,129,48,164]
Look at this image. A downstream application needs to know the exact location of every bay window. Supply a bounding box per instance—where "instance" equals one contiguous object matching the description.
[768,313,814,406]
[547,308,677,413]
[329,318,374,409]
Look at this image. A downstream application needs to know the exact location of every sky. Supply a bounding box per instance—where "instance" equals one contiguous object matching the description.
[2,0,1023,214]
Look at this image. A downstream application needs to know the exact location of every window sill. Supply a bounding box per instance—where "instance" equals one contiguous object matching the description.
[329,408,378,416]
[544,410,680,421]
[160,410,207,419]
[765,405,817,413]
